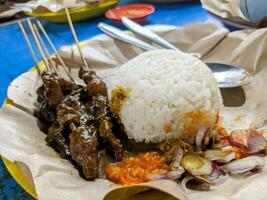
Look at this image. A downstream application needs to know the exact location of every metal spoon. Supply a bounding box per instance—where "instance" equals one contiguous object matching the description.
[98,22,253,88]
[122,17,179,51]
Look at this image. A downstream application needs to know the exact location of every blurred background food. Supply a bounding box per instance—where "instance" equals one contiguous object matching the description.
[0,0,28,23]
[0,0,118,23]
[26,0,118,23]
[201,0,267,28]
[1,0,267,26]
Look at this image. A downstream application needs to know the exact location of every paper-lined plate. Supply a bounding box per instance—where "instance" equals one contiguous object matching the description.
[2,24,267,200]
[26,0,118,23]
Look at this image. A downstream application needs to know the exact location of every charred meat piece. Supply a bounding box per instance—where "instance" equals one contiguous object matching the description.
[91,95,123,160]
[56,88,100,179]
[57,87,123,177]
[37,85,45,103]
[35,72,80,133]
[79,66,107,96]
[46,123,71,158]
[70,124,99,179]
[80,66,123,160]
[34,100,56,133]
[99,118,123,160]
[57,89,85,127]
[40,71,80,105]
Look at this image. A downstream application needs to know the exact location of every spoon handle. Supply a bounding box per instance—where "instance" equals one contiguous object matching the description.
[98,23,157,51]
[121,17,181,52]
[121,17,201,58]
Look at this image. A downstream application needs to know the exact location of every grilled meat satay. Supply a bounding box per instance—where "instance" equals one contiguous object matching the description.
[79,66,107,96]
[79,66,123,160]
[35,67,124,180]
[70,124,98,179]
[35,72,80,133]
[91,95,123,160]
[40,71,80,105]
[57,88,100,179]
[46,123,71,158]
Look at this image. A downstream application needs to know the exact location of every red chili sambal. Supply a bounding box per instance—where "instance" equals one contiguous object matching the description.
[105,152,169,185]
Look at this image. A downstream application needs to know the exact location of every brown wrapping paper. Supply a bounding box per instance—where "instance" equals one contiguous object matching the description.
[2,24,267,200]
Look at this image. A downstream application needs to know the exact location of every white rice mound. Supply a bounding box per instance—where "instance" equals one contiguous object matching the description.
[108,50,223,143]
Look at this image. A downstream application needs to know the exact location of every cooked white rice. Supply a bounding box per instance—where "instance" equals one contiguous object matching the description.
[107,50,222,143]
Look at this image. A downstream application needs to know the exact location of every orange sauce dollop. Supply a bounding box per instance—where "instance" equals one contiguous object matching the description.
[105,152,169,185]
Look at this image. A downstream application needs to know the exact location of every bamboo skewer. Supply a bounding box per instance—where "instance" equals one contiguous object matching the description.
[33,24,58,74]
[19,17,80,83]
[65,8,90,69]
[36,20,75,82]
[27,18,50,71]
[18,21,41,75]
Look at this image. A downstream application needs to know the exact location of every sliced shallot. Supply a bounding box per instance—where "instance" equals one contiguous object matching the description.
[229,130,248,149]
[186,181,210,191]
[181,154,213,176]
[186,178,210,191]
[204,149,235,163]
[171,146,185,170]
[148,167,185,181]
[222,156,265,175]
[246,129,267,154]
[207,163,228,185]
[195,127,210,148]
[181,176,195,193]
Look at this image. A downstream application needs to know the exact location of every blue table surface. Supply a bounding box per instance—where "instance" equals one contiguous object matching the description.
[0,0,222,199]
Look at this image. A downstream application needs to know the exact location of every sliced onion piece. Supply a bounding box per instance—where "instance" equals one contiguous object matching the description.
[194,175,212,184]
[148,167,185,181]
[195,127,210,148]
[246,129,267,154]
[171,146,185,170]
[206,164,228,185]
[242,168,263,177]
[222,156,265,175]
[181,176,195,193]
[209,163,224,180]
[229,130,248,149]
[194,170,227,187]
[181,154,213,176]
[204,149,235,163]
[185,177,210,192]
[210,174,228,185]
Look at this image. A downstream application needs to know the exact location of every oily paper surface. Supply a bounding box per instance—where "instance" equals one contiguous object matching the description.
[2,24,267,200]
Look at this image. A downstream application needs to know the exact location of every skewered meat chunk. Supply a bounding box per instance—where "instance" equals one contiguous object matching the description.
[35,72,80,133]
[56,88,100,179]
[70,124,98,179]
[99,119,123,160]
[46,123,71,158]
[56,80,122,177]
[79,66,107,96]
[35,100,56,133]
[80,66,123,160]
[57,89,86,126]
[39,71,79,105]
[92,95,123,160]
